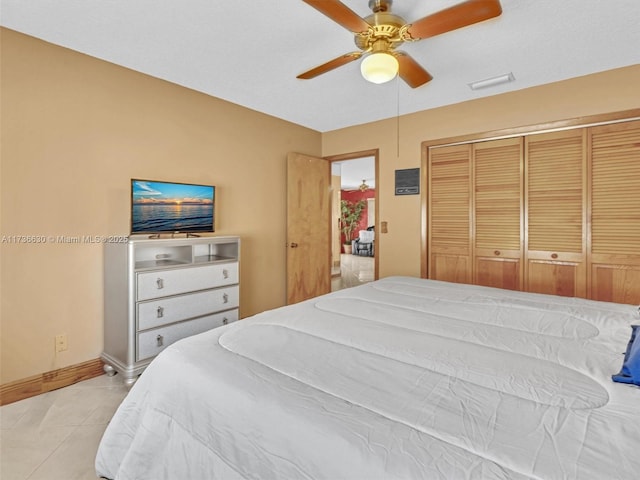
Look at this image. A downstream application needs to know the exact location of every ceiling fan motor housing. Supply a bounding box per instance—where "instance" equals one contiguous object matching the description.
[355,10,407,52]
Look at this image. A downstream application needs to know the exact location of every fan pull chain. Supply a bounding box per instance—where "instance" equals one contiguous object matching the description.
[396,75,400,158]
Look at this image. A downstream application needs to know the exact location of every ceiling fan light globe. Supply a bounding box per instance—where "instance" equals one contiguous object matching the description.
[360,52,399,84]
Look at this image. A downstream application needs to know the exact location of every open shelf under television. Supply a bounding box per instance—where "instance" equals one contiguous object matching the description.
[130,236,239,272]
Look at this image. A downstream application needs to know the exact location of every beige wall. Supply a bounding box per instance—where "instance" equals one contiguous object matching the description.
[2,26,639,385]
[322,65,640,280]
[0,29,321,384]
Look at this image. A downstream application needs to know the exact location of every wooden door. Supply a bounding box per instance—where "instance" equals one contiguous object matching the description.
[588,120,640,304]
[473,138,523,290]
[428,144,472,283]
[524,129,587,297]
[286,152,332,304]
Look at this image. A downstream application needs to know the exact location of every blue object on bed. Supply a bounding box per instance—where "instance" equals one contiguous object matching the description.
[612,324,640,386]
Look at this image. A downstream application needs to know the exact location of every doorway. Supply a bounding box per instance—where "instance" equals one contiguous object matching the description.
[326,150,379,291]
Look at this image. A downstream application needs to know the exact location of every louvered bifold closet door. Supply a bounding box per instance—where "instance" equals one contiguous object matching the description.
[473,138,523,291]
[428,144,472,283]
[588,119,640,304]
[525,129,587,298]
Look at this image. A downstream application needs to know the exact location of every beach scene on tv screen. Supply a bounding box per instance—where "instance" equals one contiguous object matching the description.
[132,180,214,233]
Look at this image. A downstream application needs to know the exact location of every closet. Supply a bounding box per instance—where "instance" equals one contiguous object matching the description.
[525,129,586,298]
[425,117,640,304]
[589,121,640,304]
[473,137,523,291]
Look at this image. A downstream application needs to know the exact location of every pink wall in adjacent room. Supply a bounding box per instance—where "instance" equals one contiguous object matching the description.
[341,189,375,239]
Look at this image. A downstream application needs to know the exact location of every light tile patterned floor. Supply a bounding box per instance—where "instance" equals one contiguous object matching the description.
[1,375,129,480]
[332,253,375,291]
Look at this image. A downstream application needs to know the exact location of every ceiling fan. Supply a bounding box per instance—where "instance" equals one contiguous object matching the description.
[297,0,503,88]
[344,179,374,192]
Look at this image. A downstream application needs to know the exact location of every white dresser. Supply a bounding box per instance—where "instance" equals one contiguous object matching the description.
[102,236,240,385]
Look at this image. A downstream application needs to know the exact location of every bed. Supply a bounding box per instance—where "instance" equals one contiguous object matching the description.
[96,276,640,479]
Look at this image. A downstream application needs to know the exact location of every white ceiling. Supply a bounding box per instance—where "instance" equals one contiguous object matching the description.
[333,156,376,190]
[2,1,639,133]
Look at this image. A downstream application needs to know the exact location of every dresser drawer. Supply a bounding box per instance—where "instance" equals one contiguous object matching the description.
[137,262,238,301]
[136,309,239,361]
[137,286,239,331]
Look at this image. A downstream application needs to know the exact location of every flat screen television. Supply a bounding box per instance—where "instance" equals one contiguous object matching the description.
[131,179,215,235]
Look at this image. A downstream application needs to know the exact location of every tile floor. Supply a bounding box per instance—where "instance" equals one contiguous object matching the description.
[1,374,129,480]
[1,258,373,480]
[332,253,375,291]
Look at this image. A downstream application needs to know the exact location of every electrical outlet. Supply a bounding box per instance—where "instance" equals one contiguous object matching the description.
[55,334,68,352]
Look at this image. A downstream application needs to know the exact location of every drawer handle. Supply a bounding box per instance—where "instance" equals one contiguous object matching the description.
[222,269,229,279]
[156,306,164,318]
[551,253,558,259]
[156,335,164,347]
[156,278,164,289]
[222,317,229,325]
[494,250,501,256]
[223,293,229,303]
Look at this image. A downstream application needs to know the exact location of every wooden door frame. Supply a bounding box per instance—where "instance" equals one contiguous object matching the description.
[324,149,380,282]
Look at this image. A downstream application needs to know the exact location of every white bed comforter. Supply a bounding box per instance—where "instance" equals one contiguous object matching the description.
[96,277,640,479]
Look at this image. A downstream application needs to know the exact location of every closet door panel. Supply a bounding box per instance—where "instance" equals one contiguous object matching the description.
[428,144,472,283]
[473,137,523,290]
[589,120,640,304]
[526,253,585,298]
[431,255,471,284]
[591,263,640,304]
[475,257,520,291]
[525,129,587,297]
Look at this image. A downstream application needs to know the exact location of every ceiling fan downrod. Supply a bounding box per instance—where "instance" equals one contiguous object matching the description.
[369,0,392,13]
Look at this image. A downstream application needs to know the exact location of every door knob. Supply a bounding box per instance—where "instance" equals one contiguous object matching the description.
[290,242,298,248]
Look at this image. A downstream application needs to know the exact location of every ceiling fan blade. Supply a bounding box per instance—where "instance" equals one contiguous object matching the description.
[395,52,433,88]
[301,0,371,33]
[405,0,502,40]
[297,52,363,80]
